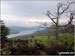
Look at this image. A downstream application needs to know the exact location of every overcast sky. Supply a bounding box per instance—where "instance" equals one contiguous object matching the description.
[1,0,75,27]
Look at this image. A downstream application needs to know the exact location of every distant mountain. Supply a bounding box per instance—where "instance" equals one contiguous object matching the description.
[9,26,38,34]
[9,25,55,39]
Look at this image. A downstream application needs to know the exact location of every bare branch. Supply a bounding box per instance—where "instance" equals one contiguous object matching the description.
[60,2,75,15]
[47,11,56,17]
[47,11,56,18]
[46,11,57,25]
[59,12,75,27]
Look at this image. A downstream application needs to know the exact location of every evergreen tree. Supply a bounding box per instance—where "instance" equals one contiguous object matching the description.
[0,25,10,42]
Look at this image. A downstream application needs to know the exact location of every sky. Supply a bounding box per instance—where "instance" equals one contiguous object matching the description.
[1,0,75,27]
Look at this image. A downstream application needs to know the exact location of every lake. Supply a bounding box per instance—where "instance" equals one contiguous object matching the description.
[7,30,36,38]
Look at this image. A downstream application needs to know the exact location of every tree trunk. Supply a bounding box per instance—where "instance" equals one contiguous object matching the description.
[56,24,59,40]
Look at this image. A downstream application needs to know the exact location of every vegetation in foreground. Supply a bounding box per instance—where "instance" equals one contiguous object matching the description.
[1,33,74,55]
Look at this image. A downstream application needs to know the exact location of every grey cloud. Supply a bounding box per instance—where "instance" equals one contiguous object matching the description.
[2,1,59,18]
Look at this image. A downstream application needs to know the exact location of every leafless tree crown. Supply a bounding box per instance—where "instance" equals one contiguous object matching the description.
[46,2,75,27]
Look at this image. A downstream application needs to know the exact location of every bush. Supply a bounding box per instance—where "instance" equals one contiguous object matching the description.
[1,33,74,55]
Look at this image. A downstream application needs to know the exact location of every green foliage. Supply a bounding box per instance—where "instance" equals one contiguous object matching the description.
[1,48,11,55]
[1,25,10,39]
[12,40,16,46]
[35,35,56,45]
[59,33,74,49]
[34,33,74,46]
[28,41,35,47]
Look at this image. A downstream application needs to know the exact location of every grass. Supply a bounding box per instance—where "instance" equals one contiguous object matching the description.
[34,35,56,45]
[33,33,74,47]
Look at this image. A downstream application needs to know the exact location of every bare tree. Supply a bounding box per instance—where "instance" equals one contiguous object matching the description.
[46,2,75,40]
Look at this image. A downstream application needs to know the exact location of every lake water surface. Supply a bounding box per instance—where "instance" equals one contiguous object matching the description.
[7,30,36,38]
